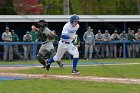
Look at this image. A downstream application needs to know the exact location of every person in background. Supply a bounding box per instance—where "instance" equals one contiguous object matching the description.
[110,30,120,58]
[23,31,32,61]
[11,30,23,60]
[127,27,131,32]
[95,30,104,58]
[30,25,39,59]
[127,30,135,58]
[119,31,128,57]
[134,29,140,57]
[1,27,13,61]
[103,30,110,58]
[83,26,95,60]
[53,30,59,52]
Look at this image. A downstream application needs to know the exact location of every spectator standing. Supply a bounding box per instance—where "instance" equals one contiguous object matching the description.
[30,25,39,59]
[1,27,13,61]
[135,29,140,57]
[95,30,104,58]
[110,30,120,58]
[53,30,59,52]
[127,30,135,58]
[103,30,110,58]
[83,27,95,60]
[30,25,39,42]
[11,30,23,60]
[119,31,128,57]
[23,31,32,60]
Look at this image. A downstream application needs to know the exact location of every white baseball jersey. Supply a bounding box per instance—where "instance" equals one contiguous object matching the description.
[53,21,80,61]
[61,21,79,42]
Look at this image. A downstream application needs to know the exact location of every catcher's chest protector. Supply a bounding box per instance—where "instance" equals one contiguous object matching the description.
[39,32,47,42]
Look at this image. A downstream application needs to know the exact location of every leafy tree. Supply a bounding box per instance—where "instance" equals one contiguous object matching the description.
[0,0,16,15]
[42,0,63,15]
[0,0,139,15]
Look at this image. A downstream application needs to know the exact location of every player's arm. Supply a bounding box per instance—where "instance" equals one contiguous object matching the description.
[44,27,55,35]
[3,38,12,41]
[61,33,76,39]
[61,29,77,39]
[61,25,70,39]
[99,35,104,41]
[2,33,12,42]
[95,34,98,41]
[31,25,39,31]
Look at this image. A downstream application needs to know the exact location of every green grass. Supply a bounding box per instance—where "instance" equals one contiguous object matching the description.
[0,79,140,93]
[0,58,140,65]
[0,59,140,93]
[2,64,140,79]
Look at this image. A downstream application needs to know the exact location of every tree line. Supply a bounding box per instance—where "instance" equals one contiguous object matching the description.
[0,0,139,15]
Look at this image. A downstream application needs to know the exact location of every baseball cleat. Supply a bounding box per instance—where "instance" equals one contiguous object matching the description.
[56,61,64,68]
[45,59,50,71]
[71,70,80,75]
[45,63,50,71]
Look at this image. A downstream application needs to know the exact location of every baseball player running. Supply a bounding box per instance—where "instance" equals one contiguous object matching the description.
[36,20,63,68]
[45,14,80,75]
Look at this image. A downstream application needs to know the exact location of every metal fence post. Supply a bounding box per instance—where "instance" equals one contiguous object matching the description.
[123,41,126,58]
[32,42,36,60]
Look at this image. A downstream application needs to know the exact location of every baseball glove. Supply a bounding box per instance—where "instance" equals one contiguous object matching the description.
[47,33,55,40]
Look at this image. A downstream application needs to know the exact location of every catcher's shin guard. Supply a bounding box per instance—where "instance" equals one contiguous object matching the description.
[37,53,46,67]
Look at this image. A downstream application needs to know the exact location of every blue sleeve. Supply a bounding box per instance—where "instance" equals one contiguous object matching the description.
[61,35,70,39]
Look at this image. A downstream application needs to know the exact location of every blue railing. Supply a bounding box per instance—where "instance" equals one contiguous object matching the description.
[0,40,140,60]
[96,40,140,58]
[0,42,42,60]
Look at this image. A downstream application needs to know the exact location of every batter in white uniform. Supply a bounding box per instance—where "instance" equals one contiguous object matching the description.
[46,14,80,74]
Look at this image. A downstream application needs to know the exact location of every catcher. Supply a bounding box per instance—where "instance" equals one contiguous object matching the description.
[36,19,63,68]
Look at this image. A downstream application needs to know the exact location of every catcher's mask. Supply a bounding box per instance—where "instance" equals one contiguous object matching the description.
[38,20,46,28]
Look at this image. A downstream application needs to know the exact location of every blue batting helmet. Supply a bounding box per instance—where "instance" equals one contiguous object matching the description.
[70,14,79,23]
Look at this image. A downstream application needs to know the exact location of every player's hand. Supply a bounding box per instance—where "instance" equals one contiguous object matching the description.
[50,31,55,35]
[71,35,77,39]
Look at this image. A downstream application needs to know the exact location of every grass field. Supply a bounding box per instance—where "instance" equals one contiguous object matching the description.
[0,58,140,93]
[2,64,139,78]
[0,58,139,64]
[0,79,140,93]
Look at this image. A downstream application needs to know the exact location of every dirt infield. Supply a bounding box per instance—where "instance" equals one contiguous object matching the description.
[0,66,140,84]
[0,66,31,71]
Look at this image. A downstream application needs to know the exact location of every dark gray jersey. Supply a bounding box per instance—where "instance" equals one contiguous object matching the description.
[39,27,52,42]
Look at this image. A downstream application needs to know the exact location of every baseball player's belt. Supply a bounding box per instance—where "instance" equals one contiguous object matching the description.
[62,41,70,44]
[42,41,48,44]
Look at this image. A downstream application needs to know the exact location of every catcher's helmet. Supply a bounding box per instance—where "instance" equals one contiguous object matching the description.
[38,19,45,23]
[70,14,79,23]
